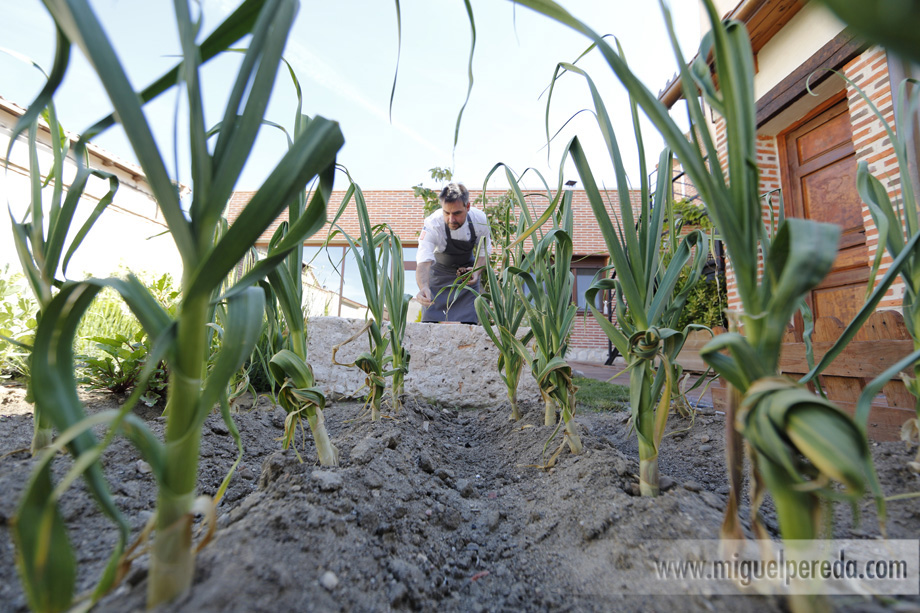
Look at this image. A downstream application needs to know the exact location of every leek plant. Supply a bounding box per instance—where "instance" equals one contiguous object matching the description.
[4,58,118,453]
[579,151,707,497]
[474,211,534,421]
[257,63,338,465]
[264,231,338,462]
[473,165,547,421]
[12,1,343,610]
[330,181,411,420]
[514,0,882,576]
[541,47,708,497]
[509,194,583,455]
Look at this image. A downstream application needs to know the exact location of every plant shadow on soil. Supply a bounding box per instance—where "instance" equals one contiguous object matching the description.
[1,382,918,612]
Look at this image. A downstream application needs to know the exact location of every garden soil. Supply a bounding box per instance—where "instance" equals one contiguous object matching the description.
[1,382,918,612]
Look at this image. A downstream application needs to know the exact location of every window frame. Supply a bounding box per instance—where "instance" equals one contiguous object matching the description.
[571,254,609,313]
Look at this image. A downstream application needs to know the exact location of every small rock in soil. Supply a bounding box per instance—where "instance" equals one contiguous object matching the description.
[417,452,435,473]
[350,437,384,464]
[271,407,287,429]
[683,480,702,492]
[363,470,384,489]
[659,476,675,491]
[319,571,339,591]
[388,581,408,606]
[699,444,713,452]
[384,431,401,449]
[455,478,479,499]
[209,422,229,435]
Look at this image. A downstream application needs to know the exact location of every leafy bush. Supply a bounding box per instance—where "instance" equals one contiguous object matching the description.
[74,289,142,359]
[657,242,727,331]
[669,198,714,231]
[78,331,168,406]
[674,267,727,330]
[0,267,38,379]
[74,273,178,406]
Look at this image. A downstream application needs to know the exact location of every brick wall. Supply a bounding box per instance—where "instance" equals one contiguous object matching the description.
[844,46,902,309]
[227,189,629,255]
[722,134,782,312]
[568,313,614,362]
[228,188,638,360]
[711,47,904,318]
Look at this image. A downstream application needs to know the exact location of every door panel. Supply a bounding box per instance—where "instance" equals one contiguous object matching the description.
[780,96,868,339]
[796,110,853,164]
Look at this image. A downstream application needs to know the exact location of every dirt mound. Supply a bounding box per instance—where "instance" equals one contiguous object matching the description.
[1,384,917,612]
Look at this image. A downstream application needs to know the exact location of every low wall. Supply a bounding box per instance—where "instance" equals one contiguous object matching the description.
[306,317,542,409]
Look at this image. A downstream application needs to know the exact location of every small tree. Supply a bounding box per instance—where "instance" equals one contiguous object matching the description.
[412,166,453,216]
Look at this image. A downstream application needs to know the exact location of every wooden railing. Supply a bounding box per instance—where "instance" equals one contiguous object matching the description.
[677,311,916,441]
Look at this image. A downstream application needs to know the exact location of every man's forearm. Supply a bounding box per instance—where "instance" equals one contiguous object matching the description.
[416,261,432,292]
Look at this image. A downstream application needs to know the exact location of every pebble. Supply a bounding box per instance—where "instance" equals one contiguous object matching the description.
[351,437,384,465]
[699,444,713,452]
[272,407,287,429]
[311,470,343,492]
[319,571,339,591]
[209,422,229,435]
[699,434,711,443]
[683,480,702,492]
[659,476,675,491]
[418,452,435,474]
[363,470,384,489]
[136,460,152,474]
[456,479,479,499]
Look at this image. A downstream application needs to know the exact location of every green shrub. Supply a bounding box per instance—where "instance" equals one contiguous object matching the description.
[73,274,178,405]
[0,267,38,379]
[77,331,168,406]
[674,269,727,330]
[412,166,453,216]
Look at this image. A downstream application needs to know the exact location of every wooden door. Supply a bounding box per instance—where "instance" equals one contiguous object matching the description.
[779,96,868,340]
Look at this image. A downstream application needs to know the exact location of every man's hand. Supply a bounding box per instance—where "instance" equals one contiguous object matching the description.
[457,266,481,285]
[416,287,433,307]
[416,262,433,306]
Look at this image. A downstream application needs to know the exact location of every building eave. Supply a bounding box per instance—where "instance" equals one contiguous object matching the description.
[658,0,806,109]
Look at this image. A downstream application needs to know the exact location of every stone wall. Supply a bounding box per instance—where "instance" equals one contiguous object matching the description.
[307,317,542,409]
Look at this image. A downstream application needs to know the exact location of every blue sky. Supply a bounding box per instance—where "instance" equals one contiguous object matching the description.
[1,0,700,192]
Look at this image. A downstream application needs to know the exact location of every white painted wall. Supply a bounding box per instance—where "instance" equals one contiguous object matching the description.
[752,3,846,100]
[1,100,184,282]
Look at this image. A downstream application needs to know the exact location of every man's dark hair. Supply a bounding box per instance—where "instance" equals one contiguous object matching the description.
[439,182,469,206]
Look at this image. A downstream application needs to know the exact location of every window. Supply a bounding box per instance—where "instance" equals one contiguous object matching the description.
[303,243,420,316]
[571,255,608,312]
[402,247,420,298]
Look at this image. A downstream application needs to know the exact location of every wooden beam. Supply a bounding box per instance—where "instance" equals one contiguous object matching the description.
[755,29,869,127]
[778,339,915,377]
[658,0,804,109]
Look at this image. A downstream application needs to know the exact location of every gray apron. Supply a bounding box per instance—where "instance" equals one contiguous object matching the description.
[422,221,481,323]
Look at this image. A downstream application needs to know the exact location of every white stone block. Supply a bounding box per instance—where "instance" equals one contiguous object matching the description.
[306,317,542,409]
